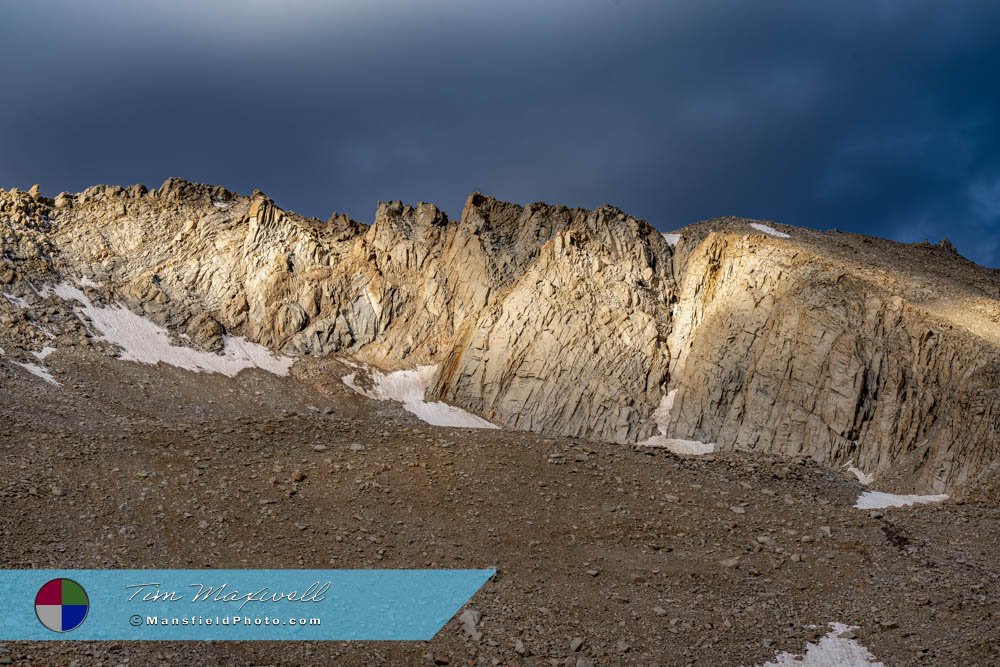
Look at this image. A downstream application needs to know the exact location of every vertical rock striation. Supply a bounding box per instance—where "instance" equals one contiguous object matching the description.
[663,228,1000,492]
[428,205,675,443]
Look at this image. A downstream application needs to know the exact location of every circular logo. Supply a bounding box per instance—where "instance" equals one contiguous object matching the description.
[35,578,89,633]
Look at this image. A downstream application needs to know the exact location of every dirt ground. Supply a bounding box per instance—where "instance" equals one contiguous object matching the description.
[1,352,997,666]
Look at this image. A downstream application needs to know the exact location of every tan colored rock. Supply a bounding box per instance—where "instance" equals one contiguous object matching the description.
[429,205,674,443]
[185,311,224,352]
[1,181,997,493]
[661,225,1000,492]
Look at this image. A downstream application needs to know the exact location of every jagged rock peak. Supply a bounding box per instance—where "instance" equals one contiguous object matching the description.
[247,191,285,227]
[938,238,958,255]
[155,177,233,202]
[375,200,449,228]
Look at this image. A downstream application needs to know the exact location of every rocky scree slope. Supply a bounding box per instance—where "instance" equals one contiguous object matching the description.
[1,179,997,493]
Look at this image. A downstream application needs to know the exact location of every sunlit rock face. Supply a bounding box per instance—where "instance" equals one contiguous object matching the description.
[428,204,675,444]
[2,181,997,492]
[663,227,1000,493]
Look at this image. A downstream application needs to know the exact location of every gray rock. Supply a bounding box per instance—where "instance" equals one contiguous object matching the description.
[458,609,482,641]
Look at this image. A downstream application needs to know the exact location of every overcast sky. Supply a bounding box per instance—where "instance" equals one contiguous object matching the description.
[2,1,998,266]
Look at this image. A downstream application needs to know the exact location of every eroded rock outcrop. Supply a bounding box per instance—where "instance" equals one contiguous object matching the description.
[2,180,998,492]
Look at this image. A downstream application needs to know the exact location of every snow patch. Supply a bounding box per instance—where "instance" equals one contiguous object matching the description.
[854,491,948,510]
[647,437,716,455]
[749,222,791,239]
[3,292,30,308]
[12,361,59,385]
[77,276,101,288]
[848,467,874,485]
[342,365,498,429]
[761,623,883,666]
[845,461,874,485]
[32,346,56,360]
[652,389,676,425]
[213,200,230,210]
[51,282,293,377]
[639,390,716,455]
[662,232,681,247]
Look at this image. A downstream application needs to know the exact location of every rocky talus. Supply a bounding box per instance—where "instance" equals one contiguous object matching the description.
[1,180,998,492]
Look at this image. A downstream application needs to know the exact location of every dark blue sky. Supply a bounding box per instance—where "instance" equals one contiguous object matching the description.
[2,1,999,266]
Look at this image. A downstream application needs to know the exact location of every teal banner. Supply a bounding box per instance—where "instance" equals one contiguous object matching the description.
[0,569,494,640]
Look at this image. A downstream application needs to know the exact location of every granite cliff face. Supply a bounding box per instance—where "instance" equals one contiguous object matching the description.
[429,205,674,444]
[2,180,998,492]
[664,226,1000,493]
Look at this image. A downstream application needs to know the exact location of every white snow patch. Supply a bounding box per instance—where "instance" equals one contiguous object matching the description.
[761,623,883,666]
[749,222,791,239]
[639,390,716,455]
[854,491,948,510]
[77,276,101,288]
[213,200,230,210]
[32,346,56,360]
[647,437,716,455]
[342,365,498,429]
[848,467,874,485]
[653,389,676,425]
[52,282,293,377]
[341,372,362,393]
[662,232,681,247]
[12,361,60,385]
[3,292,30,308]
[845,461,874,485]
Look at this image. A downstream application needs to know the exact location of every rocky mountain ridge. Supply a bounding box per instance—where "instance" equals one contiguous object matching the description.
[2,179,998,493]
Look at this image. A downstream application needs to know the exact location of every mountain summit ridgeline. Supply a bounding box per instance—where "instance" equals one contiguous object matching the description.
[2,179,998,494]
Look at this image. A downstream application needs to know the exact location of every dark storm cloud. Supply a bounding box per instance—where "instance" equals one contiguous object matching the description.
[2,1,999,266]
